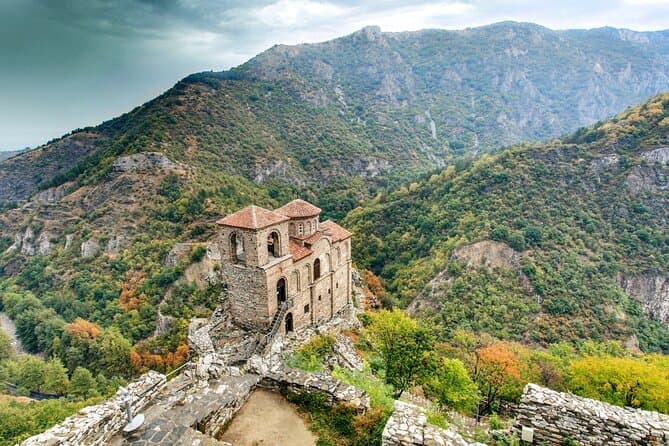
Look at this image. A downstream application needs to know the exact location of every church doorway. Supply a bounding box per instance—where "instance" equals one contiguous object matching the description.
[277,278,286,305]
[285,313,293,333]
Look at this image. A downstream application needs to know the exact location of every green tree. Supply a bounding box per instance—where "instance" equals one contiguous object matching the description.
[366,309,434,397]
[68,367,98,399]
[42,358,69,395]
[17,356,46,393]
[0,330,14,361]
[93,328,132,377]
[424,358,479,412]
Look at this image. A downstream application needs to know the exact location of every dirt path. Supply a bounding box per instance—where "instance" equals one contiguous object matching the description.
[219,389,317,446]
[0,311,23,354]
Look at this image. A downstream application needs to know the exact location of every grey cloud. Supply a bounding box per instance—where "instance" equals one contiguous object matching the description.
[1,0,669,149]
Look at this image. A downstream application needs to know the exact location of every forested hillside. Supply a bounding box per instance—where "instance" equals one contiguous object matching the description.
[3,22,669,208]
[346,92,669,352]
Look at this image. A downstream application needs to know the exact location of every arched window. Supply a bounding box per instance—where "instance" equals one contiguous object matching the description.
[267,231,280,258]
[314,258,321,280]
[298,223,304,236]
[291,270,301,292]
[231,232,245,263]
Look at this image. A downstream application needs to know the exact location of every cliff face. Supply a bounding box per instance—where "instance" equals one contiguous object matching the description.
[620,274,669,327]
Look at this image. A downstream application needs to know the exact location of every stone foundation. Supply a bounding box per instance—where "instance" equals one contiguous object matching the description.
[513,383,669,445]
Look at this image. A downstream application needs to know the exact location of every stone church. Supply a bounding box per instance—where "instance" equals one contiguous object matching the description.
[215,199,352,334]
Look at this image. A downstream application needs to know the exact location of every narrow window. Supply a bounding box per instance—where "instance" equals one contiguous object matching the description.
[298,223,304,236]
[231,232,245,263]
[314,258,321,279]
[267,231,280,258]
[304,304,310,314]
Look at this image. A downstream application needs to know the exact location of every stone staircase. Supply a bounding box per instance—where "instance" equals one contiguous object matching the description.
[253,296,294,355]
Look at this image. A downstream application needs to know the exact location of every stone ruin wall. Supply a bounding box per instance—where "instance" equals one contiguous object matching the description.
[514,383,669,445]
[382,400,477,446]
[21,371,166,446]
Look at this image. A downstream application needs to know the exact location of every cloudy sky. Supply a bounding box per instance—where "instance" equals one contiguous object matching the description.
[1,0,669,150]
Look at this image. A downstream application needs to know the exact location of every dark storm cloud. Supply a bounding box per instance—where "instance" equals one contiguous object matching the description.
[1,0,668,150]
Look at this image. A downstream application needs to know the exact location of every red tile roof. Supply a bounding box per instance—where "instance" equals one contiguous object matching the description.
[275,199,322,218]
[289,239,312,261]
[216,205,289,229]
[302,231,323,245]
[320,220,352,242]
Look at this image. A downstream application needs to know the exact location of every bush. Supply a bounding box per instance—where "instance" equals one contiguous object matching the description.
[190,246,207,263]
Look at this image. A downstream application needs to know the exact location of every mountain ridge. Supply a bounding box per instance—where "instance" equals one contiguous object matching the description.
[3,22,669,207]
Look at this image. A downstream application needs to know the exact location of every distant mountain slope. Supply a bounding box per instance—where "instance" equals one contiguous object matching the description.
[2,22,669,206]
[345,92,669,352]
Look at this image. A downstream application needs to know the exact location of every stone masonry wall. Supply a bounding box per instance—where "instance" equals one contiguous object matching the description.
[382,400,475,446]
[222,263,269,329]
[262,367,370,411]
[514,383,669,445]
[22,371,166,446]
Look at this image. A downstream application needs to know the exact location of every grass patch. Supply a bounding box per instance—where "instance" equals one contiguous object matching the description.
[286,334,335,372]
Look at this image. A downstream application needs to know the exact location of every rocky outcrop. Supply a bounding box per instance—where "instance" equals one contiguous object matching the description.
[64,234,75,250]
[626,164,668,194]
[514,383,669,445]
[6,227,52,256]
[382,400,477,446]
[36,232,52,256]
[21,371,166,446]
[20,227,36,256]
[642,147,669,165]
[451,240,521,271]
[619,273,669,327]
[32,184,69,203]
[81,238,100,258]
[409,240,527,315]
[330,334,364,372]
[112,152,180,172]
[105,235,127,254]
[164,243,192,266]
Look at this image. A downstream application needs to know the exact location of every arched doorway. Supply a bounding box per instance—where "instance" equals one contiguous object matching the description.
[276,278,286,305]
[285,312,293,333]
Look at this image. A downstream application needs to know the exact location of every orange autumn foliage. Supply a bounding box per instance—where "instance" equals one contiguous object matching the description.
[475,342,523,415]
[362,269,386,298]
[64,318,101,340]
[119,271,148,311]
[131,343,190,373]
[478,343,520,379]
[119,288,146,311]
